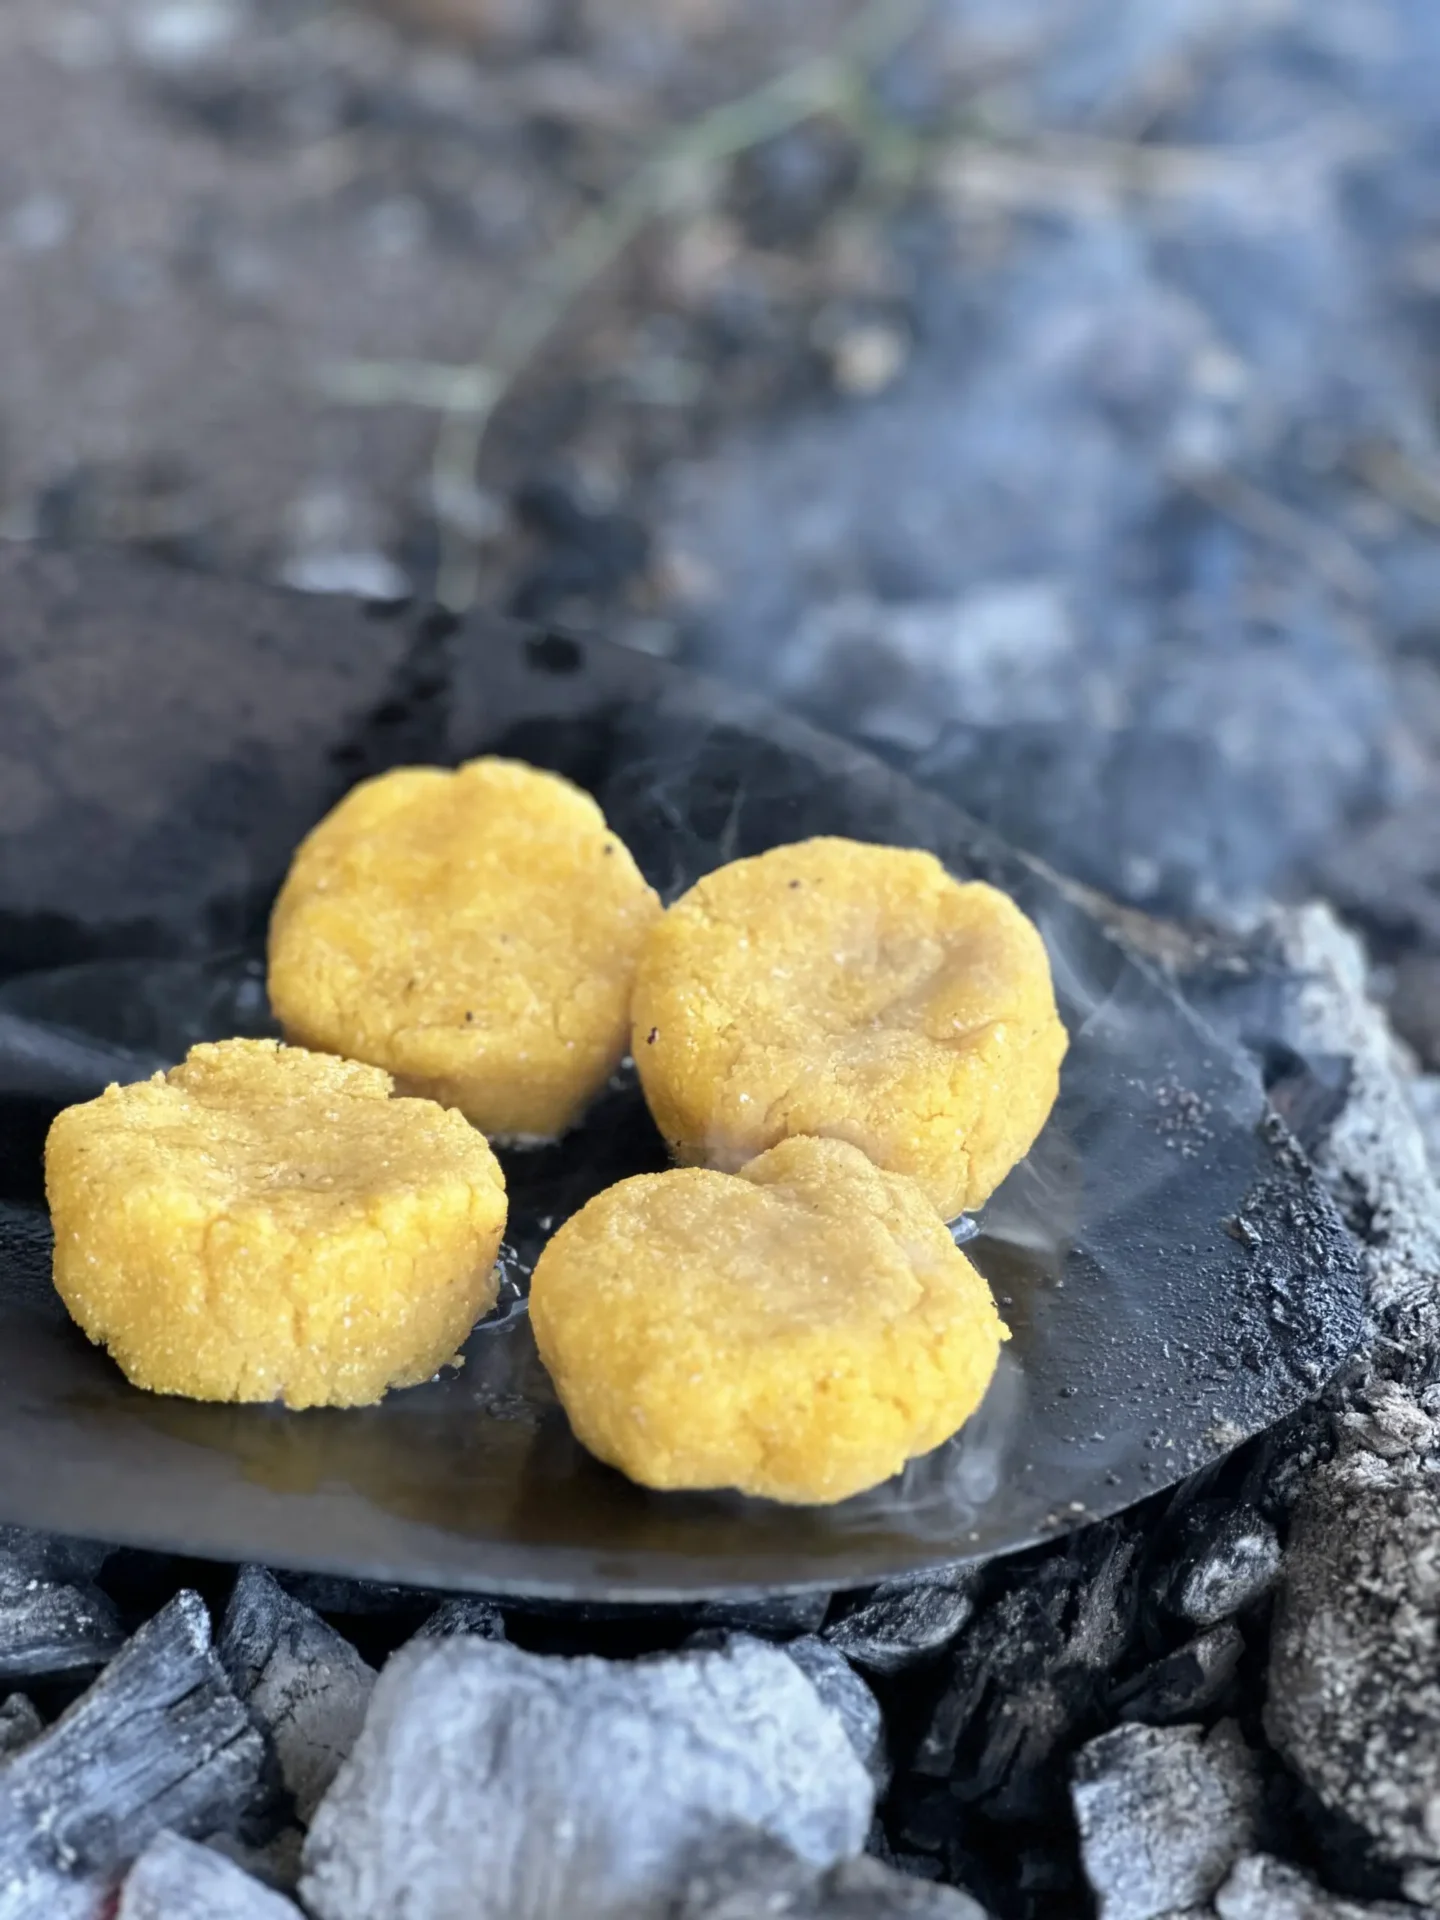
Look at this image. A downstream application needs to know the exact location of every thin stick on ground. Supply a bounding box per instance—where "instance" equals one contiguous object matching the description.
[320,0,929,610]
[1178,465,1379,606]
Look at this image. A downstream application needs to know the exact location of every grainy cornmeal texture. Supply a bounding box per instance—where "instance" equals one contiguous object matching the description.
[529,1135,1008,1504]
[45,1039,508,1409]
[268,757,661,1142]
[632,837,1067,1219]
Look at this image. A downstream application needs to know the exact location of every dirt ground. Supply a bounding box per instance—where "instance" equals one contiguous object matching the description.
[0,0,902,619]
[5,0,1440,991]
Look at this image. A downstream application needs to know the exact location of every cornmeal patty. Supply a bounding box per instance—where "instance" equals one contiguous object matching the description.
[268,757,661,1142]
[529,1135,1007,1505]
[45,1038,508,1408]
[632,837,1067,1218]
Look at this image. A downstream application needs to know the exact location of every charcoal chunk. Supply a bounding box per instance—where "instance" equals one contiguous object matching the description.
[300,1634,872,1920]
[0,1527,123,1682]
[0,1591,264,1913]
[118,1831,302,1919]
[1111,1623,1245,1726]
[1163,1507,1282,1628]
[1214,1854,1416,1920]
[207,1827,305,1896]
[782,1637,889,1795]
[1267,1419,1440,1906]
[275,1574,443,1621]
[1264,906,1440,1343]
[0,1862,100,1920]
[687,1591,831,1637]
[823,1577,976,1676]
[682,1630,886,1792]
[0,1696,41,1761]
[1070,1721,1262,1920]
[676,1828,990,1919]
[412,1598,507,1643]
[220,1568,375,1826]
[888,1776,966,1867]
[0,1528,107,1587]
[916,1523,1138,1820]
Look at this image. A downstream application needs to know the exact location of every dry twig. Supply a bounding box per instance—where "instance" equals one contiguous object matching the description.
[320,0,929,608]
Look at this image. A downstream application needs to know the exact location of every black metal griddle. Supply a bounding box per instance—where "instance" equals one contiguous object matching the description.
[0,567,1364,1599]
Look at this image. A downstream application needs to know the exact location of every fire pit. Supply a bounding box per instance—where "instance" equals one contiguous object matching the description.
[0,547,1431,1919]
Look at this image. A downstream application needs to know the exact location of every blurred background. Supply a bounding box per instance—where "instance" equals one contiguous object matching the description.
[3,0,1440,1028]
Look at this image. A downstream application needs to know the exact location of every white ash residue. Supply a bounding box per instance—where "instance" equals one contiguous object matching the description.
[300,1632,874,1920]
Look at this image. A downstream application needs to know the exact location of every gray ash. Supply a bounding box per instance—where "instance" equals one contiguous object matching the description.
[1153,1078,1216,1157]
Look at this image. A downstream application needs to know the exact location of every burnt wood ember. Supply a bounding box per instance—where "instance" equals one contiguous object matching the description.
[1158,1506,1282,1630]
[412,1597,508,1642]
[117,1831,302,1920]
[299,1634,873,1920]
[822,1576,978,1677]
[1110,1622,1246,1728]
[0,1696,40,1761]
[0,1527,122,1683]
[204,1828,308,1899]
[219,1568,376,1827]
[776,1638,890,1797]
[0,1591,265,1914]
[1213,1854,1416,1920]
[676,1830,989,1920]
[1069,1722,1264,1920]
[275,1573,470,1628]
[1259,908,1440,1348]
[912,1523,1139,1813]
[1267,1395,1440,1907]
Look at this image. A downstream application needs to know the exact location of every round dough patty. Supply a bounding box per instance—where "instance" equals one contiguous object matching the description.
[45,1039,508,1408]
[268,757,661,1142]
[529,1135,1007,1504]
[632,837,1067,1218]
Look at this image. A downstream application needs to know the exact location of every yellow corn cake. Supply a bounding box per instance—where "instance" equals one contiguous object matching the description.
[268,757,661,1142]
[45,1038,508,1408]
[632,837,1067,1218]
[529,1135,1007,1505]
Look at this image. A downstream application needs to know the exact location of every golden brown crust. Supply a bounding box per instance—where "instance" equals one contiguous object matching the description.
[45,1038,508,1408]
[529,1135,1007,1504]
[268,757,661,1141]
[632,837,1067,1217]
